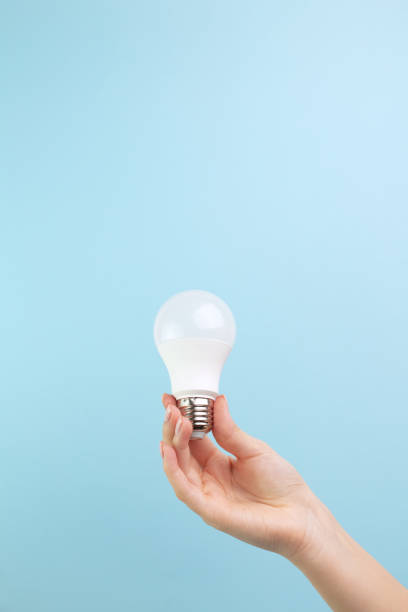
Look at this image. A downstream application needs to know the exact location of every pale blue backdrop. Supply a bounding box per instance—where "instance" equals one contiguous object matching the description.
[1,2,407,611]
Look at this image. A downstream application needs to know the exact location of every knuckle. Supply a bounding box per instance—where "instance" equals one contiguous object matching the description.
[202,513,219,530]
[175,489,185,502]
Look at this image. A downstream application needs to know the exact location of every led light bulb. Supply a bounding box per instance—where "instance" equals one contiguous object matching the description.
[154,290,236,439]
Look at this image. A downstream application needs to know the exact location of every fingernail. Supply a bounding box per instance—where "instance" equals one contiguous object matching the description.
[164,406,171,422]
[159,441,164,458]
[175,417,182,436]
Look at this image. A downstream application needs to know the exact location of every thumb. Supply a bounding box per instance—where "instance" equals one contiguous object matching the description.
[212,395,266,459]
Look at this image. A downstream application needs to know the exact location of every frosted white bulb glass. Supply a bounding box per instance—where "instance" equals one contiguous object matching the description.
[154,290,236,439]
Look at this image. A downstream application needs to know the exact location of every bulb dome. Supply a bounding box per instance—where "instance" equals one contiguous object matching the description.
[154,290,236,347]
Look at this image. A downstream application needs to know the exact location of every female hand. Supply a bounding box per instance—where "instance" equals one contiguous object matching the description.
[160,394,408,612]
[160,394,328,561]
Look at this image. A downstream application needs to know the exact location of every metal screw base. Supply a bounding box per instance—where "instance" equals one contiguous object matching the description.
[177,396,214,440]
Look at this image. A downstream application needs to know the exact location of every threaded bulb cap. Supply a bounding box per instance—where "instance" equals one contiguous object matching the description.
[177,396,214,440]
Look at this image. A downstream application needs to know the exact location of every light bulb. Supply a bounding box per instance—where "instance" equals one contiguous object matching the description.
[154,290,236,439]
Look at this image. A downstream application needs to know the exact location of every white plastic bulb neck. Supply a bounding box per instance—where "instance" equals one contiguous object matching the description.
[157,337,232,399]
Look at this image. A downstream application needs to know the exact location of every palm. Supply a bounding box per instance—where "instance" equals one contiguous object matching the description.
[161,394,311,558]
[194,448,298,503]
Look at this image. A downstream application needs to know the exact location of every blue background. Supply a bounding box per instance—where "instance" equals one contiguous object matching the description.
[1,1,407,610]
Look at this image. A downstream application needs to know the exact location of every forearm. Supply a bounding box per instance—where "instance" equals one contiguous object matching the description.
[291,500,408,612]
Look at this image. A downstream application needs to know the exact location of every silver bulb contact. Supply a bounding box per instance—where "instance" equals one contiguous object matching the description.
[177,396,214,440]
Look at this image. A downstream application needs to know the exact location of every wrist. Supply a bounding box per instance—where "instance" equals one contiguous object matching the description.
[286,493,408,612]
[286,491,343,568]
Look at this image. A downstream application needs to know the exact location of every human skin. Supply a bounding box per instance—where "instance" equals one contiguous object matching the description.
[160,394,408,612]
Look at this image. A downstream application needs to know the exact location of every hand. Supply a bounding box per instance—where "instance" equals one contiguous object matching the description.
[160,394,328,560]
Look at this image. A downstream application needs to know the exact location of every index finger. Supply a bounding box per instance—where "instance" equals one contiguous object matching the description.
[162,393,176,408]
